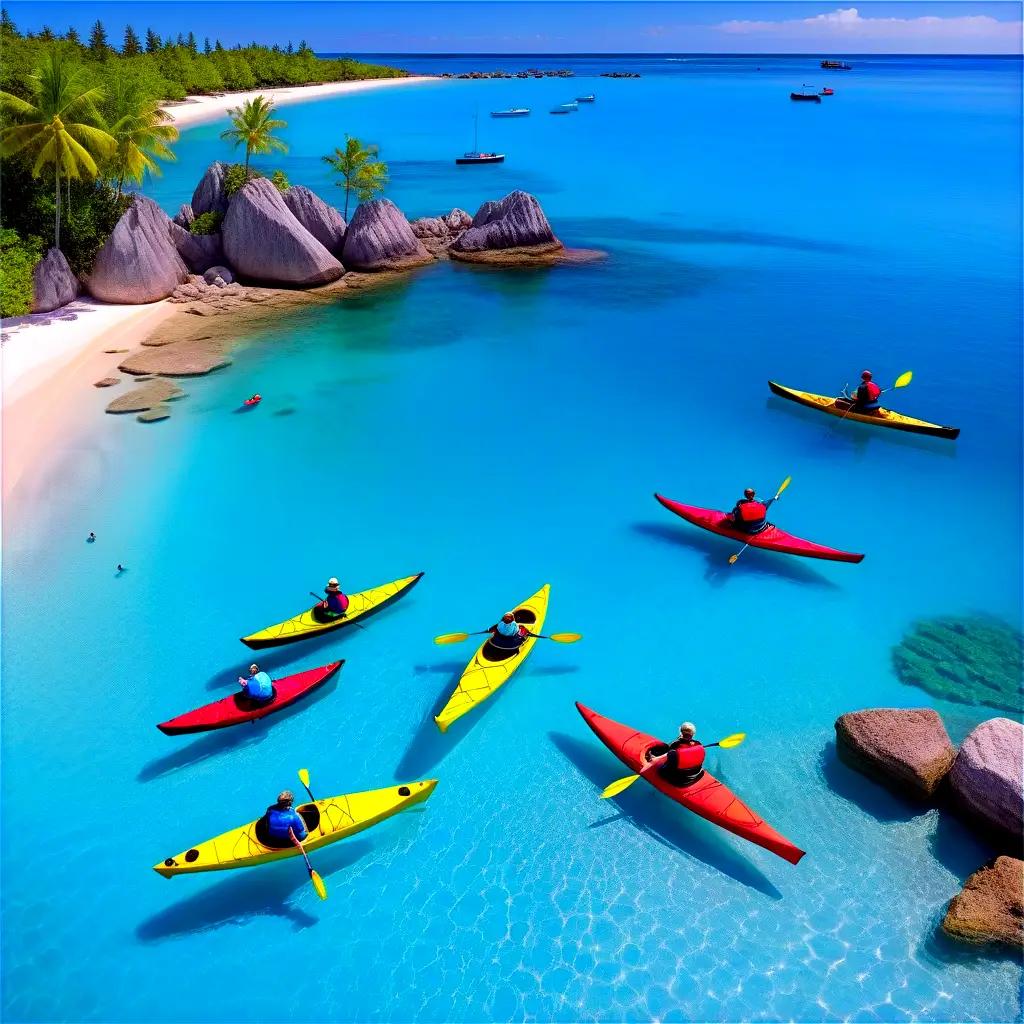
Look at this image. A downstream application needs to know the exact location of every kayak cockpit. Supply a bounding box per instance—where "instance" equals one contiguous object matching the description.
[482,608,537,662]
[254,804,321,849]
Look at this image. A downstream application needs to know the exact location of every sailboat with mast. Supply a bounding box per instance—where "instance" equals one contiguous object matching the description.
[455,113,506,165]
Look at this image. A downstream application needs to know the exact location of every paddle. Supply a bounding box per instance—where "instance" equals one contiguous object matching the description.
[600,733,747,799]
[728,477,792,565]
[298,767,315,802]
[838,370,912,422]
[434,631,582,645]
[290,829,327,900]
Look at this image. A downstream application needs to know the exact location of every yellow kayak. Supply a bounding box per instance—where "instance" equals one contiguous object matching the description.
[154,780,438,877]
[241,572,424,649]
[768,381,960,439]
[434,584,550,733]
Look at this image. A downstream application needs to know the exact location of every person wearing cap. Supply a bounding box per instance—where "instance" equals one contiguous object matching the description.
[238,663,274,704]
[320,577,349,619]
[264,790,308,845]
[845,369,882,412]
[641,723,706,786]
[728,487,768,534]
[486,611,539,651]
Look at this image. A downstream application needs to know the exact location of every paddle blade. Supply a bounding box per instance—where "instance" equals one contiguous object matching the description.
[717,732,747,749]
[600,774,641,799]
[894,370,913,388]
[775,475,792,498]
[548,632,582,643]
[298,768,310,789]
[728,553,741,565]
[310,870,328,901]
[434,632,469,645]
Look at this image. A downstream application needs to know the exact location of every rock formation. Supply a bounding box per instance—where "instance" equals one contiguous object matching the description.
[168,221,224,274]
[834,708,955,799]
[31,247,79,313]
[87,197,189,304]
[949,718,1023,846]
[450,190,563,264]
[943,856,1023,949]
[173,203,194,228]
[283,185,346,256]
[340,198,432,271]
[191,161,229,217]
[203,266,234,285]
[105,378,184,413]
[222,178,344,286]
[893,616,1022,714]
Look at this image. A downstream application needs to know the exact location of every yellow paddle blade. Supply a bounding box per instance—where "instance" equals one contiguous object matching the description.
[298,768,310,788]
[775,475,792,498]
[549,632,582,643]
[600,773,641,799]
[894,370,913,388]
[728,552,741,565]
[434,632,469,645]
[311,870,328,901]
[718,732,747,748]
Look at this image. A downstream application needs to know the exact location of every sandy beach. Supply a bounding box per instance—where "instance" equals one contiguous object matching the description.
[0,75,432,502]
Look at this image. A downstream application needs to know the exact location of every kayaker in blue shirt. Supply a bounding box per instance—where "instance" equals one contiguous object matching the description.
[265,791,308,844]
[487,611,538,650]
[238,663,274,704]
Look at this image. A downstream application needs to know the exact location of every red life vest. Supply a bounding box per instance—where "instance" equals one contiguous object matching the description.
[859,381,881,402]
[736,500,767,523]
[670,741,705,769]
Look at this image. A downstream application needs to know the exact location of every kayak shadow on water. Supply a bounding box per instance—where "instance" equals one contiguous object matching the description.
[632,522,840,590]
[136,839,373,942]
[548,732,783,901]
[205,632,348,689]
[139,675,340,783]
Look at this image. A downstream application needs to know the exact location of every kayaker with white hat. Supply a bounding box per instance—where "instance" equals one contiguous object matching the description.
[238,663,274,704]
[641,722,706,786]
[320,577,349,618]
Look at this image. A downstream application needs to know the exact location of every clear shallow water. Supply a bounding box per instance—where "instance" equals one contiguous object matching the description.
[3,55,1022,1022]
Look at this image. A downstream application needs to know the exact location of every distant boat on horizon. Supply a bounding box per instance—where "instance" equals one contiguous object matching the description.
[455,113,505,164]
[491,108,530,118]
[791,84,822,103]
[821,60,852,70]
[576,94,595,103]
[551,102,578,114]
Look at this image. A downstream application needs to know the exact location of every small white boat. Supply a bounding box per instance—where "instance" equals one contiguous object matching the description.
[455,113,505,164]
[551,102,578,114]
[576,94,595,103]
[491,108,530,118]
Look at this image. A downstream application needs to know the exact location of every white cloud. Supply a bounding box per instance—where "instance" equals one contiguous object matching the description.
[716,6,1022,51]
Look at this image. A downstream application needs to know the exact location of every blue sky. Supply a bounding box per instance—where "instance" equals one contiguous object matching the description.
[5,1,1022,54]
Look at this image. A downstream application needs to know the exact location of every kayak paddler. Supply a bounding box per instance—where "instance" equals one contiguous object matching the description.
[487,611,538,651]
[263,790,308,846]
[320,577,349,619]
[238,663,274,704]
[844,369,882,412]
[641,723,706,786]
[728,488,768,534]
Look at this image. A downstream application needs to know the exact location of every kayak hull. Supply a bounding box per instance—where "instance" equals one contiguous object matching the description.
[434,584,550,732]
[576,703,805,865]
[157,661,343,735]
[241,572,423,649]
[768,380,959,439]
[154,780,438,877]
[655,494,864,563]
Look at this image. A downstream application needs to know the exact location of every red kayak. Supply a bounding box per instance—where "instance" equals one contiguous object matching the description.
[243,395,262,407]
[654,493,864,563]
[576,703,806,865]
[157,661,342,735]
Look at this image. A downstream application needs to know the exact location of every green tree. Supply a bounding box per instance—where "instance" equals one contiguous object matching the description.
[186,31,197,54]
[103,77,179,198]
[203,36,212,55]
[38,26,55,42]
[1,9,18,38]
[88,20,109,57]
[220,94,287,174]
[321,136,388,219]
[123,25,141,56]
[0,228,43,317]
[65,27,81,45]
[145,28,160,53]
[0,51,116,248]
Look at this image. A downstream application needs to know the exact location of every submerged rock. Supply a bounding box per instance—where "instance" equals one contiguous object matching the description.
[949,718,1023,846]
[137,405,171,423]
[119,337,231,377]
[222,178,344,286]
[31,247,79,313]
[192,161,229,217]
[834,708,955,800]
[168,221,224,274]
[94,377,120,388]
[340,198,432,271]
[893,616,1023,714]
[105,378,183,413]
[450,190,562,264]
[87,197,189,304]
[943,856,1024,949]
[283,185,346,256]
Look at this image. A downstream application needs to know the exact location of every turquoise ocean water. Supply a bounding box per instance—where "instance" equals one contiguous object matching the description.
[2,55,1022,1022]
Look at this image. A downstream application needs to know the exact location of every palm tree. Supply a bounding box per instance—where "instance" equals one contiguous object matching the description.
[322,136,388,219]
[219,95,287,175]
[0,50,116,248]
[104,78,179,198]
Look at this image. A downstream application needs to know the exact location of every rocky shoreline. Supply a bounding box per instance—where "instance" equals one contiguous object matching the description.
[834,708,1023,951]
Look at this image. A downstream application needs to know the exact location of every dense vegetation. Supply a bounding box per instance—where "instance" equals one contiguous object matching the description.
[0,10,402,315]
